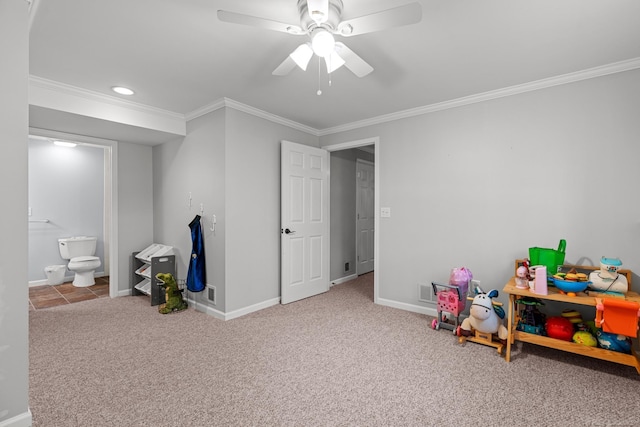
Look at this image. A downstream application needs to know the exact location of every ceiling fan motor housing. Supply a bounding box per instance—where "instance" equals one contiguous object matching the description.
[298,0,343,33]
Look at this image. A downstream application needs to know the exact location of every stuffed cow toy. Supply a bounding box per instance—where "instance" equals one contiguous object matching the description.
[460,289,508,340]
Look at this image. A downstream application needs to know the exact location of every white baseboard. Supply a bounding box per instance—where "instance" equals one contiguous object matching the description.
[377,297,438,318]
[0,409,32,427]
[188,297,280,321]
[189,299,226,320]
[29,272,107,287]
[331,274,357,286]
[28,279,49,287]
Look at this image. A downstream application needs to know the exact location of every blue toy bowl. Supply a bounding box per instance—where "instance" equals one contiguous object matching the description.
[550,277,589,293]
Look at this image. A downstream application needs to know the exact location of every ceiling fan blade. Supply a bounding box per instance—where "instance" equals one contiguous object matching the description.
[272,56,298,76]
[217,10,304,35]
[334,42,373,77]
[336,2,422,37]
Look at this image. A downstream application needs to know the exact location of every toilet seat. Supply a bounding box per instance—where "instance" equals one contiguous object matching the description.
[70,255,100,263]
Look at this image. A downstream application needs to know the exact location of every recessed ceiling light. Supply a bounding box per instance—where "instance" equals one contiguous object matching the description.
[53,140,77,148]
[112,86,134,95]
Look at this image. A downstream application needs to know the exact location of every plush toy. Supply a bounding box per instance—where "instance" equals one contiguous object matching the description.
[156,272,188,314]
[459,289,508,340]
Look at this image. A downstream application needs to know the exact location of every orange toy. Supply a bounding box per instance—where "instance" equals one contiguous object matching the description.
[595,298,640,338]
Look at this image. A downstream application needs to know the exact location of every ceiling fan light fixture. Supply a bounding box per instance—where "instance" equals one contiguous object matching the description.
[311,29,335,57]
[290,43,314,71]
[307,0,329,24]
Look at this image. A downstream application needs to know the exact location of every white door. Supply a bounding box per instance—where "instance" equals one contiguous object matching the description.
[281,141,330,304]
[356,159,375,275]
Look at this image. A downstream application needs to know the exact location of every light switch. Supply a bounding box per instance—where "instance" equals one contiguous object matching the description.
[381,207,391,218]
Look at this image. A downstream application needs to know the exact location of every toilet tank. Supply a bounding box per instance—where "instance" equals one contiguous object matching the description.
[58,236,98,259]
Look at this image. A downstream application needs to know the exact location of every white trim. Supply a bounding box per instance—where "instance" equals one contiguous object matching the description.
[331,274,357,286]
[188,297,280,321]
[29,76,187,137]
[0,410,32,427]
[30,57,640,140]
[322,137,380,303]
[319,57,640,136]
[186,97,320,136]
[29,76,184,120]
[377,297,438,318]
[117,289,131,297]
[28,0,40,32]
[185,98,226,121]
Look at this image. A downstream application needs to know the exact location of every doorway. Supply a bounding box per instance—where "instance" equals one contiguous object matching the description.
[28,128,118,298]
[325,137,379,303]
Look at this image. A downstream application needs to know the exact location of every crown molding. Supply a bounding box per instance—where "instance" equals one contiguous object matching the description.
[29,75,185,120]
[30,56,640,141]
[319,57,640,136]
[184,98,226,121]
[28,0,40,31]
[186,98,320,136]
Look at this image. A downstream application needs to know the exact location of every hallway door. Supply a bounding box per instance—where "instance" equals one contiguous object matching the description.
[356,159,374,275]
[281,141,330,304]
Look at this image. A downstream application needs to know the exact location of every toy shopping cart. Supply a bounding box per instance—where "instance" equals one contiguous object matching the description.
[431,282,466,333]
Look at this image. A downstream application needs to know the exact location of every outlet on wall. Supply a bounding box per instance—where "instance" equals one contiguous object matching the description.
[344,262,349,272]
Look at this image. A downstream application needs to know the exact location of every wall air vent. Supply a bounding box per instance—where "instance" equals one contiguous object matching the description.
[207,285,216,305]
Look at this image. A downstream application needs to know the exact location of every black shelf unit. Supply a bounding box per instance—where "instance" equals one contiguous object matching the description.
[131,251,175,306]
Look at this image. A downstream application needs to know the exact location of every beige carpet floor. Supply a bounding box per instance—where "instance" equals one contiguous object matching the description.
[29,273,640,426]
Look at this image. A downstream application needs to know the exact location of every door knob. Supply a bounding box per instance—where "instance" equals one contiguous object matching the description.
[284,228,296,234]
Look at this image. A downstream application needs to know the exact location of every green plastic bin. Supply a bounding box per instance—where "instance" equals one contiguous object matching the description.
[529,239,566,275]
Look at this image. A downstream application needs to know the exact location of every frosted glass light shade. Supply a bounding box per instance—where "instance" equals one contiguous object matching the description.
[311,30,335,58]
[290,43,314,70]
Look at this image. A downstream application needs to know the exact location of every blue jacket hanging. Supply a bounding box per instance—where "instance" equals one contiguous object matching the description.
[186,215,206,292]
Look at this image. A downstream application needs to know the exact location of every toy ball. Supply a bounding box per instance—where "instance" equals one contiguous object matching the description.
[596,330,632,353]
[572,331,597,347]
[545,316,574,341]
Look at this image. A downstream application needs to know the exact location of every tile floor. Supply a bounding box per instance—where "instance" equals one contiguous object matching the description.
[29,276,110,310]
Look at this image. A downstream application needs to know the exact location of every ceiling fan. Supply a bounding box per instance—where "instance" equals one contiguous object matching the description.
[217,0,422,78]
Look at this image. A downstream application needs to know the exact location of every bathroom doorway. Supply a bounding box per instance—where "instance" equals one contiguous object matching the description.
[28,129,118,297]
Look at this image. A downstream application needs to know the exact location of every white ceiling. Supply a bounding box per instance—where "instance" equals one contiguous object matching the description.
[28,0,640,139]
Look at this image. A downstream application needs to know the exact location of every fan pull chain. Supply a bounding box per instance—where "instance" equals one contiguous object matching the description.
[317,57,322,96]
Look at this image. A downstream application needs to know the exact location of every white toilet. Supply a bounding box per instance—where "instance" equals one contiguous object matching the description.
[58,236,102,287]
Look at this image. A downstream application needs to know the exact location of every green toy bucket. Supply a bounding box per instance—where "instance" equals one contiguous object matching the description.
[529,239,566,275]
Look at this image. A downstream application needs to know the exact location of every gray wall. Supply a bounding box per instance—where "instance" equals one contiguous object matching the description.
[321,68,640,309]
[117,141,154,295]
[0,0,29,424]
[330,148,374,281]
[153,107,318,315]
[28,139,105,281]
[224,108,318,313]
[154,109,226,311]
